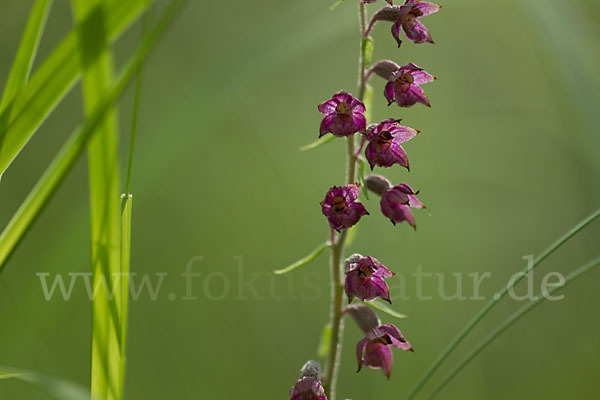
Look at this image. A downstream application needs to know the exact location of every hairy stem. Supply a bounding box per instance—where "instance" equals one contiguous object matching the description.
[323,233,345,400]
[323,3,367,399]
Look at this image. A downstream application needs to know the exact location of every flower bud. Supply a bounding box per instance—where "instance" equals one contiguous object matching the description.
[365,175,392,197]
[299,360,321,381]
[344,253,364,270]
[367,60,401,80]
[344,304,381,333]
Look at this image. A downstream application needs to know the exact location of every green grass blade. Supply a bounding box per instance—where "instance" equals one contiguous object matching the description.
[404,208,600,400]
[0,0,154,176]
[360,298,407,319]
[273,241,329,275]
[0,0,53,110]
[0,366,90,400]
[426,256,600,400]
[0,0,188,274]
[70,0,122,398]
[119,193,133,397]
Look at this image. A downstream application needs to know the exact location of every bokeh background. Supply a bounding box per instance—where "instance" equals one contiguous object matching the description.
[0,0,599,398]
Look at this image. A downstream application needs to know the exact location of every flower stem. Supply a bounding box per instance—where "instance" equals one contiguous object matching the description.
[323,3,367,399]
[404,207,600,400]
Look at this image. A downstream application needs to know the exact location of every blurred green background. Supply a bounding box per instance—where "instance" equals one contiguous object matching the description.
[0,0,599,399]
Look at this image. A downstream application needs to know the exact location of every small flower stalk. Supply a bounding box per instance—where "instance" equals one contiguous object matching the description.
[282,1,442,399]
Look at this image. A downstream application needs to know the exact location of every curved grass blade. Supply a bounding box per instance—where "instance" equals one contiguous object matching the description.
[300,134,336,151]
[274,241,329,275]
[0,0,188,274]
[360,298,407,319]
[0,366,90,400]
[426,256,600,400]
[0,0,155,176]
[404,208,600,400]
[0,0,53,110]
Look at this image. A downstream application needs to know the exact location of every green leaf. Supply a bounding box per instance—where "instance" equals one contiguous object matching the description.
[361,298,407,319]
[0,0,155,176]
[362,36,374,67]
[0,0,53,110]
[317,324,332,359]
[0,0,188,274]
[300,133,336,151]
[0,366,90,400]
[274,241,329,275]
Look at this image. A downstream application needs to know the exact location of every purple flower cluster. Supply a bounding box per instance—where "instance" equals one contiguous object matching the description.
[289,0,441,395]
